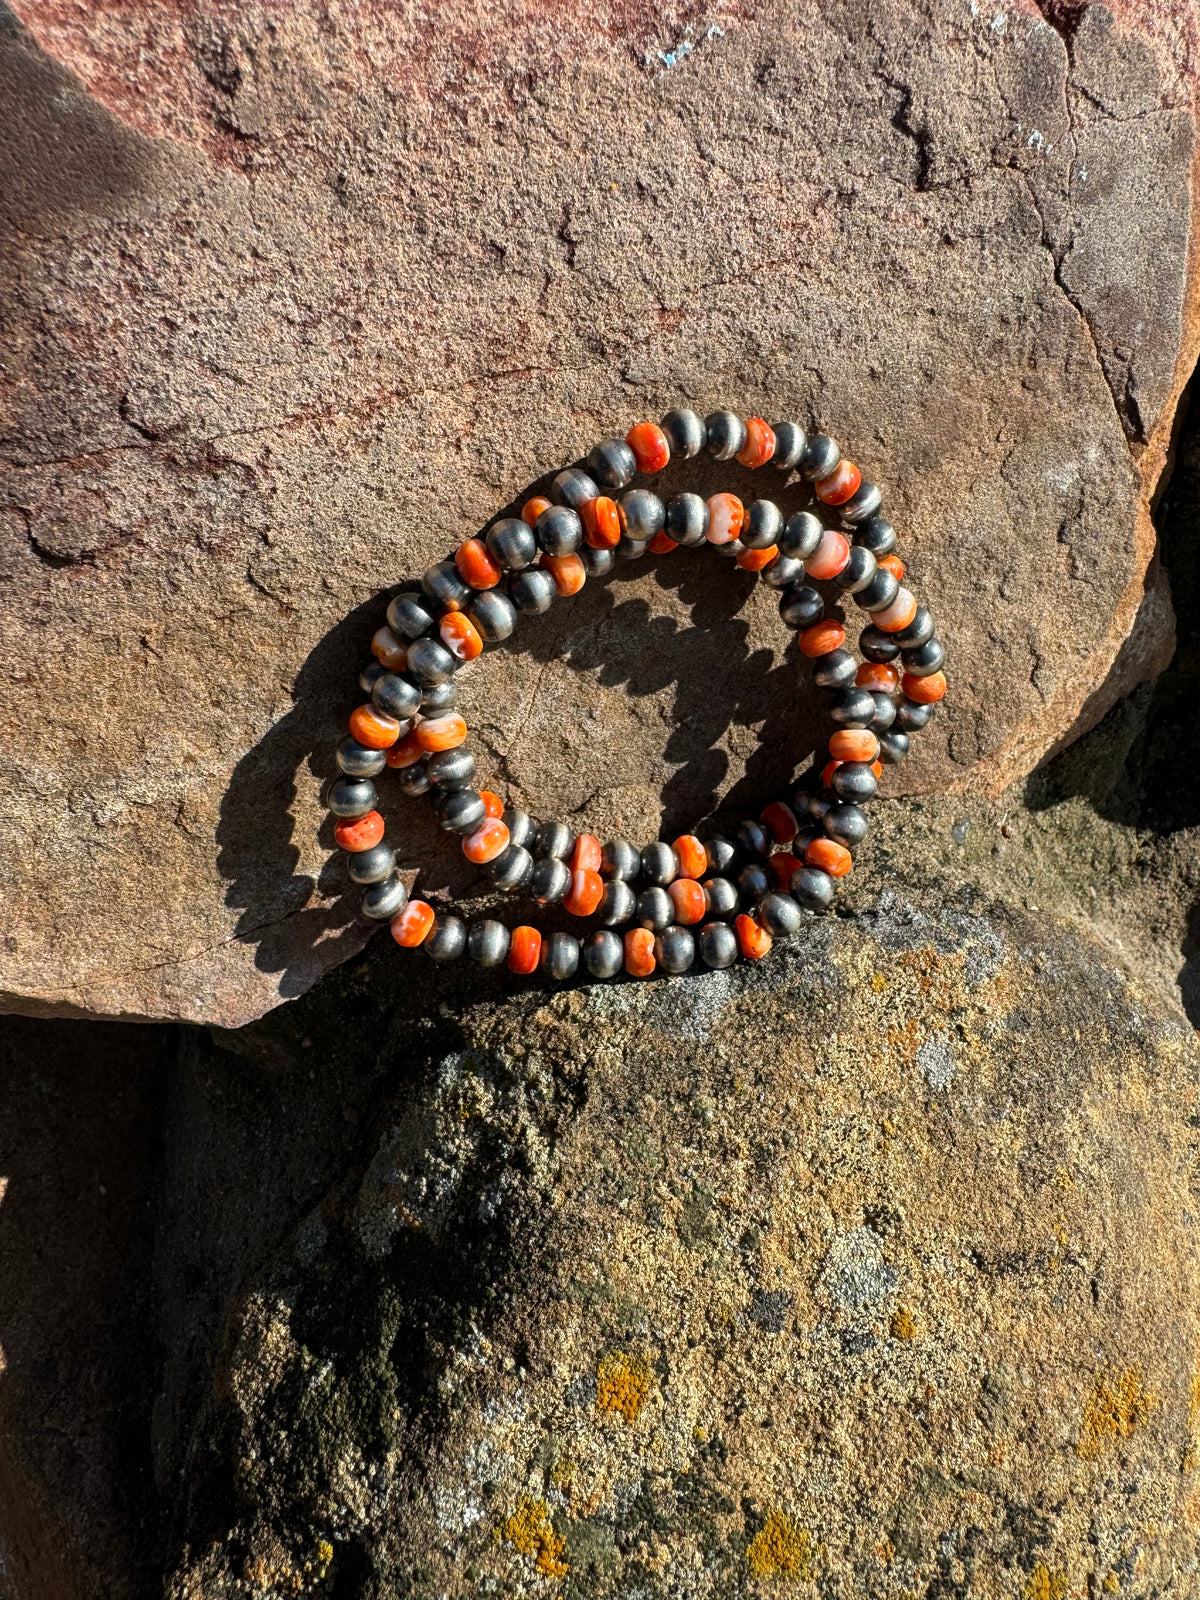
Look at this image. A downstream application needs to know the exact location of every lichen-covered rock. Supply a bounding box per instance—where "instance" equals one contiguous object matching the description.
[164,890,1200,1598]
[1,0,1198,1024]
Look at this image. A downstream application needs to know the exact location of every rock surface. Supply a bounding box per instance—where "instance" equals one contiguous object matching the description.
[154,891,1200,1599]
[0,0,1197,1025]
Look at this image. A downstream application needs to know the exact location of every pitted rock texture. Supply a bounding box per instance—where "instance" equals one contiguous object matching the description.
[1,0,1197,1023]
[152,890,1200,1599]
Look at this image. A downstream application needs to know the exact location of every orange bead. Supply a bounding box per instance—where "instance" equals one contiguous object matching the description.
[508,925,542,974]
[760,801,798,844]
[462,818,510,864]
[903,670,946,704]
[798,620,846,658]
[624,927,657,977]
[334,811,385,852]
[856,662,900,693]
[385,729,424,768]
[648,530,678,554]
[878,553,905,581]
[439,611,483,661]
[571,833,603,872]
[564,867,604,917]
[668,878,707,926]
[814,459,862,505]
[371,625,407,671]
[392,900,435,947]
[706,492,744,545]
[736,543,778,571]
[804,529,851,580]
[480,790,504,818]
[522,495,553,528]
[735,913,773,960]
[415,712,467,753]
[829,729,880,764]
[626,421,670,473]
[581,495,621,549]
[454,537,502,590]
[872,760,883,779]
[540,553,586,595]
[672,835,708,880]
[806,837,853,878]
[874,587,918,633]
[736,417,776,469]
[349,703,402,749]
[769,851,801,888]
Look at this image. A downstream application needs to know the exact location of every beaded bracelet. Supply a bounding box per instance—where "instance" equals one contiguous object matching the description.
[324,409,947,982]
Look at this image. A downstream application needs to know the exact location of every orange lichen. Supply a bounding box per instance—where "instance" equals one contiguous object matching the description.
[746,1509,812,1580]
[1024,1562,1068,1600]
[1078,1366,1156,1460]
[502,1496,568,1579]
[890,1306,918,1341]
[596,1350,652,1422]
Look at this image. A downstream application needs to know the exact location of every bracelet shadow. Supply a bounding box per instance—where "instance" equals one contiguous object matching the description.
[216,452,848,1002]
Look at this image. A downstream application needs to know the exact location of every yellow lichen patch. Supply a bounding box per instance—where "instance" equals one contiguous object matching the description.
[890,1306,918,1341]
[746,1508,812,1581]
[1024,1562,1068,1600]
[502,1496,568,1579]
[596,1350,652,1423]
[871,971,888,993]
[1078,1366,1157,1460]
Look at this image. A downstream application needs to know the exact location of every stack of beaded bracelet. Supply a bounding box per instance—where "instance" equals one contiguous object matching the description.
[325,408,947,982]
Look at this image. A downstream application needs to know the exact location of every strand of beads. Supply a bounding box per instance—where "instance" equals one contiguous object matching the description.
[324,408,947,980]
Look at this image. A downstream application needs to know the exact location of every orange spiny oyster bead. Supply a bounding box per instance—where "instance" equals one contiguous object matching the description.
[760,801,798,844]
[769,851,801,888]
[385,729,424,768]
[736,418,776,469]
[480,790,504,818]
[672,835,708,879]
[903,670,946,704]
[806,837,853,877]
[349,703,403,749]
[798,619,846,658]
[371,625,407,671]
[572,833,603,872]
[564,867,604,917]
[626,421,671,473]
[829,729,880,764]
[735,913,772,960]
[334,811,385,852]
[540,553,586,595]
[624,927,657,977]
[439,611,483,661]
[878,553,905,581]
[415,712,467,752]
[648,530,678,554]
[736,543,778,571]
[522,495,553,528]
[874,587,918,633]
[814,459,862,505]
[508,925,542,974]
[581,496,621,549]
[462,818,510,863]
[856,662,900,693]
[668,878,707,925]
[392,900,435,947]
[705,492,744,545]
[804,528,850,580]
[454,537,502,590]
[821,759,841,788]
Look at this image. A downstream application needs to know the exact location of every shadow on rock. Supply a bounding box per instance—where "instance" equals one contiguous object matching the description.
[1024,378,1200,1022]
